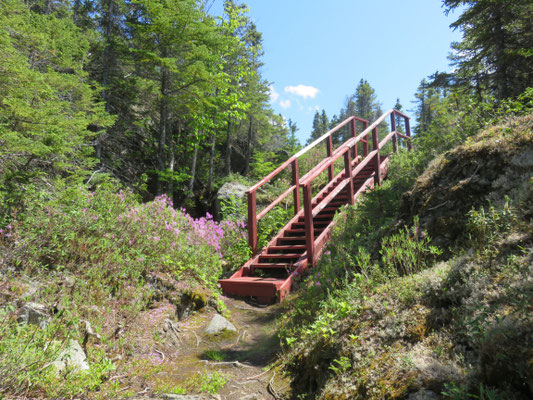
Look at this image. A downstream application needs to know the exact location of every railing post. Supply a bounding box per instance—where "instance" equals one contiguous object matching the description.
[303,184,315,267]
[363,120,369,157]
[372,127,382,186]
[326,135,334,182]
[344,151,355,205]
[291,159,300,215]
[350,118,358,160]
[390,112,397,153]
[405,116,412,151]
[247,190,257,255]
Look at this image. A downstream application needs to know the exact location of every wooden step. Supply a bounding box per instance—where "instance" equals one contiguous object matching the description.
[250,263,292,271]
[277,237,306,245]
[218,276,287,303]
[285,228,324,236]
[298,213,335,222]
[267,245,306,252]
[259,254,302,261]
[292,221,328,229]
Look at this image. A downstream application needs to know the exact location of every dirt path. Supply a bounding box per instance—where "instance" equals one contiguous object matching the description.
[130,296,290,400]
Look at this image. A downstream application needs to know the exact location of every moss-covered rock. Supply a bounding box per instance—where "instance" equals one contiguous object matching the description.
[398,115,533,249]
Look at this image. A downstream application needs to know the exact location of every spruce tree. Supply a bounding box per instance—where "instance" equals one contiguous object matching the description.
[443,0,533,100]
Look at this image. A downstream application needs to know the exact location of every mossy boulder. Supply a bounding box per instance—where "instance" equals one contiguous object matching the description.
[398,115,533,249]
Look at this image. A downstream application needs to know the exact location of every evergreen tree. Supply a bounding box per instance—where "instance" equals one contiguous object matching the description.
[443,0,533,100]
[307,109,329,144]
[0,0,113,216]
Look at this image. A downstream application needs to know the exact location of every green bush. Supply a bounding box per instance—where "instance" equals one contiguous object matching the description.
[380,217,442,276]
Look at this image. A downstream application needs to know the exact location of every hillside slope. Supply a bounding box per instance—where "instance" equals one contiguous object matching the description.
[279,115,533,400]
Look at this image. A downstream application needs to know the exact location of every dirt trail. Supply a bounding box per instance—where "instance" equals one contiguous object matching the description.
[131,296,290,400]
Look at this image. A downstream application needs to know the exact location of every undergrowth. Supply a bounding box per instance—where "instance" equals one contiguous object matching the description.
[0,179,247,397]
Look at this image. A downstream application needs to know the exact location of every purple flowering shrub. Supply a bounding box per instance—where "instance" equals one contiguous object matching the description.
[8,183,247,290]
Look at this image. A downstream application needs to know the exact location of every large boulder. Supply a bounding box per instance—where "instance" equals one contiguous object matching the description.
[215,181,249,220]
[397,115,533,249]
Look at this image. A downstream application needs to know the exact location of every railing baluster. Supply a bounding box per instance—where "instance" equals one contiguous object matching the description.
[292,159,300,214]
[247,190,257,255]
[350,118,358,160]
[326,135,334,182]
[303,184,315,267]
[390,112,397,153]
[405,116,412,150]
[363,120,369,156]
[344,151,355,205]
[372,127,381,186]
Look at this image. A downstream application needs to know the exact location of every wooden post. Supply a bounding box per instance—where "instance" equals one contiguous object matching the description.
[372,127,381,186]
[344,151,355,205]
[303,184,315,267]
[326,135,334,182]
[405,116,412,150]
[350,118,358,160]
[247,190,257,255]
[292,159,300,214]
[390,112,397,153]
[363,120,369,157]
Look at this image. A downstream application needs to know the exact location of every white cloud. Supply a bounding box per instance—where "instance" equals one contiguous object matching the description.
[284,84,320,99]
[279,99,292,109]
[269,85,279,103]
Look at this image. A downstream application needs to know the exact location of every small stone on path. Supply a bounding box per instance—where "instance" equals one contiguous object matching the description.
[204,314,236,335]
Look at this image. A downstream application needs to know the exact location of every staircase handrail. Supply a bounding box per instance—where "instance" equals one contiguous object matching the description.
[245,115,369,255]
[301,109,411,266]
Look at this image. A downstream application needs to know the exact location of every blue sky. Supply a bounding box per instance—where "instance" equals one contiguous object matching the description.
[212,0,463,144]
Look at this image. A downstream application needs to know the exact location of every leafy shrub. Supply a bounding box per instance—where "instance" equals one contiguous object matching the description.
[380,217,442,276]
[0,307,115,398]
[7,182,247,289]
[467,200,516,256]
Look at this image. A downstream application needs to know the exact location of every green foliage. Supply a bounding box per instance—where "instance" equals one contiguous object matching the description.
[202,349,226,362]
[467,200,516,259]
[220,195,250,270]
[0,308,115,398]
[442,382,505,400]
[0,0,113,222]
[257,205,293,251]
[186,371,227,394]
[380,217,442,276]
[443,0,533,100]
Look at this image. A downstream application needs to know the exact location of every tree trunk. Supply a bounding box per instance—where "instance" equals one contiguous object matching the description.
[207,132,216,197]
[168,123,180,198]
[157,59,170,195]
[224,120,232,176]
[243,116,253,176]
[188,141,199,195]
[96,0,116,161]
[73,0,81,24]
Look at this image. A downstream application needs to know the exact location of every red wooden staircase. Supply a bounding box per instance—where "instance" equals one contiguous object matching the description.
[219,110,411,303]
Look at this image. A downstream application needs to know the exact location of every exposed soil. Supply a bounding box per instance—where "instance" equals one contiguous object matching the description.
[123,296,290,400]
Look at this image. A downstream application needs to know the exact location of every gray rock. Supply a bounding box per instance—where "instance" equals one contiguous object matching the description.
[51,340,90,372]
[20,279,40,299]
[204,314,236,335]
[215,181,248,219]
[17,302,49,329]
[408,389,439,400]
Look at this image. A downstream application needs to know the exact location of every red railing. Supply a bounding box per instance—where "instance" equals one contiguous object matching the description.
[245,109,411,256]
